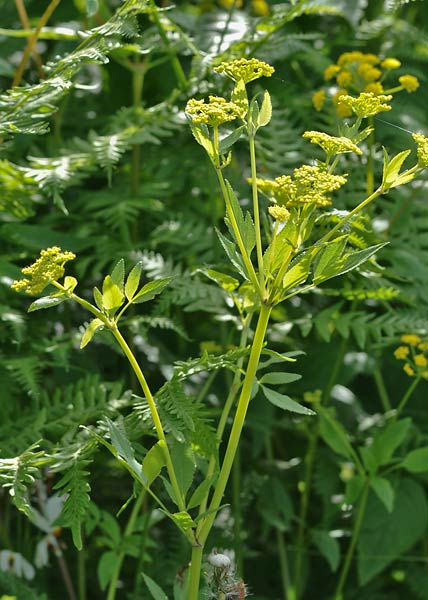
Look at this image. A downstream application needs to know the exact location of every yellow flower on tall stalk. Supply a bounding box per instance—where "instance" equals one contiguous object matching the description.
[394,334,428,380]
[11,247,76,295]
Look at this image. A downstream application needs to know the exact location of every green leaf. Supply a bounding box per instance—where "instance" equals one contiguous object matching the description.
[104,417,143,482]
[80,318,104,349]
[125,261,143,301]
[258,90,272,127]
[262,386,315,415]
[225,180,255,255]
[28,295,66,312]
[170,440,195,503]
[142,440,166,487]
[102,275,124,311]
[216,229,248,279]
[98,551,118,591]
[282,250,312,291]
[219,126,244,154]
[312,530,340,572]
[370,476,395,513]
[187,477,214,510]
[248,97,260,134]
[345,475,366,505]
[382,148,414,191]
[171,510,196,532]
[259,372,302,385]
[188,122,215,161]
[368,418,411,471]
[358,478,428,584]
[318,407,354,461]
[231,78,248,117]
[132,277,172,304]
[110,258,125,291]
[313,235,348,282]
[203,269,240,293]
[142,574,168,600]
[93,286,103,310]
[314,243,388,285]
[401,447,428,473]
[63,275,78,293]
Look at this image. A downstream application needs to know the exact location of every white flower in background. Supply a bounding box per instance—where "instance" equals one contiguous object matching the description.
[0,549,35,580]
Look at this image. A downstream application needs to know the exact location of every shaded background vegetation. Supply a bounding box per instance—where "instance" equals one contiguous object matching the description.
[1,1,428,599]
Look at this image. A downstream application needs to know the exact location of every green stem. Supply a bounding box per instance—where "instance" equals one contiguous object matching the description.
[110,326,186,512]
[187,545,204,600]
[214,154,261,295]
[277,530,292,600]
[366,117,375,196]
[249,134,265,295]
[334,478,370,600]
[148,0,187,90]
[393,375,421,421]
[373,366,391,412]
[77,546,86,600]
[232,445,243,576]
[198,302,272,545]
[107,489,146,600]
[198,320,250,518]
[293,427,318,599]
[131,67,145,198]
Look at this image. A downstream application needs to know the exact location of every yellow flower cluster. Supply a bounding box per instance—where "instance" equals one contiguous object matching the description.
[214,58,275,84]
[256,165,347,209]
[338,92,392,118]
[394,334,428,379]
[268,205,290,222]
[302,130,362,156]
[11,247,76,295]
[313,50,420,117]
[185,96,242,127]
[412,133,428,167]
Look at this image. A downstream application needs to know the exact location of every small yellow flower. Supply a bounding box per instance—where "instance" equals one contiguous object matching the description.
[414,354,428,368]
[214,58,274,83]
[418,341,428,351]
[403,363,415,377]
[11,247,76,295]
[312,89,325,112]
[339,92,392,118]
[363,53,381,65]
[302,130,362,156]
[333,89,353,117]
[422,370,428,380]
[252,0,269,16]
[364,81,385,95]
[412,133,428,168]
[381,57,401,70]
[268,205,290,222]
[401,334,421,346]
[185,96,242,126]
[218,0,243,7]
[399,74,420,92]
[394,346,410,360]
[323,64,341,81]
[336,70,353,87]
[337,51,364,66]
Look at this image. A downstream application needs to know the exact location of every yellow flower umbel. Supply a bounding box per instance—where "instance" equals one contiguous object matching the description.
[11,247,76,295]
[338,92,392,119]
[302,130,362,156]
[412,133,428,167]
[214,58,274,84]
[185,96,242,127]
[394,334,428,379]
[312,89,325,112]
[256,165,347,210]
[319,51,420,117]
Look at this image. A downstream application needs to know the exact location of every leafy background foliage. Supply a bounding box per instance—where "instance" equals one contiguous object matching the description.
[1,0,428,599]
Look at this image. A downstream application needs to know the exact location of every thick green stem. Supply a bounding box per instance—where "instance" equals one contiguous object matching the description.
[107,489,146,600]
[198,302,272,544]
[249,134,265,295]
[334,479,370,600]
[187,545,204,600]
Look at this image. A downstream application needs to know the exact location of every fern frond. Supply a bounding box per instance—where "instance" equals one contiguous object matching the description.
[3,355,42,396]
[0,443,47,518]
